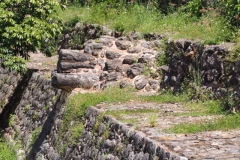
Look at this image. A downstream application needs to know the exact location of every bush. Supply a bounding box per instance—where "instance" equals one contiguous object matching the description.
[220,0,240,27]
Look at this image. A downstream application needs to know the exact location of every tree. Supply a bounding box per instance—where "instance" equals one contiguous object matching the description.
[0,0,62,72]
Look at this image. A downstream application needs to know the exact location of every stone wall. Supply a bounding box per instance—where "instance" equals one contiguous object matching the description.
[0,64,186,160]
[28,106,187,160]
[63,107,187,160]
[0,65,22,114]
[1,71,65,159]
[159,40,240,110]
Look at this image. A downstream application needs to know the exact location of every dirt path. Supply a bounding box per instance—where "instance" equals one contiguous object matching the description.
[26,52,58,77]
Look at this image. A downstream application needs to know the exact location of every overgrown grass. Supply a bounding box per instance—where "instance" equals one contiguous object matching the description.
[0,139,17,160]
[57,4,234,44]
[166,114,240,134]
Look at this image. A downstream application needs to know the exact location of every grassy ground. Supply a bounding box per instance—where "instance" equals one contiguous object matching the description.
[166,114,240,134]
[56,86,239,152]
[57,4,235,44]
[0,138,16,160]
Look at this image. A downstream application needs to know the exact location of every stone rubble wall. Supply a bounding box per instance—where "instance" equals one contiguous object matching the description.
[62,106,187,160]
[35,106,187,160]
[2,71,64,159]
[57,22,240,95]
[53,33,163,92]
[1,67,187,160]
[2,23,240,160]
[160,40,240,110]
[0,64,22,114]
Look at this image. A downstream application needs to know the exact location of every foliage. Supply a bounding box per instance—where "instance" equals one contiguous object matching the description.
[8,114,15,127]
[220,0,240,27]
[184,0,205,17]
[0,54,26,73]
[0,138,17,160]
[0,0,62,59]
[140,90,190,103]
[149,115,158,127]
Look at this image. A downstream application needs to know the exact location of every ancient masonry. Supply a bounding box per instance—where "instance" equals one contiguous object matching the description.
[52,35,162,92]
[1,22,240,159]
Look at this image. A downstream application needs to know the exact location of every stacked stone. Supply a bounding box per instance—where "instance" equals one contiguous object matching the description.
[52,34,162,92]
[4,73,63,158]
[159,39,240,111]
[0,66,21,114]
[63,107,187,160]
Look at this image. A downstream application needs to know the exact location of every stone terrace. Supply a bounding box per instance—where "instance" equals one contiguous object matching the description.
[97,102,240,160]
[26,31,240,159]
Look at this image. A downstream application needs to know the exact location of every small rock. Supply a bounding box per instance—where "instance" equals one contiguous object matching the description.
[134,75,148,90]
[106,51,121,59]
[115,37,131,50]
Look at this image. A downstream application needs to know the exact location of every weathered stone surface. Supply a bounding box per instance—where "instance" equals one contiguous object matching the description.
[134,75,148,90]
[84,41,103,55]
[148,79,160,91]
[105,60,122,72]
[106,51,121,59]
[59,49,94,62]
[52,72,99,91]
[58,61,96,71]
[127,46,141,54]
[141,41,153,49]
[122,55,136,65]
[126,31,142,41]
[115,37,131,50]
[119,79,133,89]
[114,65,129,77]
[99,36,114,47]
[127,63,144,79]
[107,72,120,81]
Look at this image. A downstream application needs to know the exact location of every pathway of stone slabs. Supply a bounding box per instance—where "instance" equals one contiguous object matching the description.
[97,102,240,160]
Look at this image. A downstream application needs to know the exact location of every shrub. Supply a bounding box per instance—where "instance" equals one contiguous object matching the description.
[0,0,63,72]
[220,0,240,27]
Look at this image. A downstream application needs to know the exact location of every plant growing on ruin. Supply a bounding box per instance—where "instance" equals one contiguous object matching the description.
[149,115,158,127]
[8,114,15,127]
[31,126,42,145]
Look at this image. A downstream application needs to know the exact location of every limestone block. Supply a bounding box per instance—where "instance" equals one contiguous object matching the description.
[59,49,94,62]
[51,72,99,91]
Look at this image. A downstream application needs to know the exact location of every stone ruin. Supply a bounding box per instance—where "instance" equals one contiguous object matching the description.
[52,35,162,92]
[52,22,240,111]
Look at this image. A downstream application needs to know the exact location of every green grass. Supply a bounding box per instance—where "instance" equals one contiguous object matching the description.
[0,139,17,160]
[166,114,240,134]
[139,92,189,103]
[56,87,135,154]
[57,4,234,44]
[54,86,240,154]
